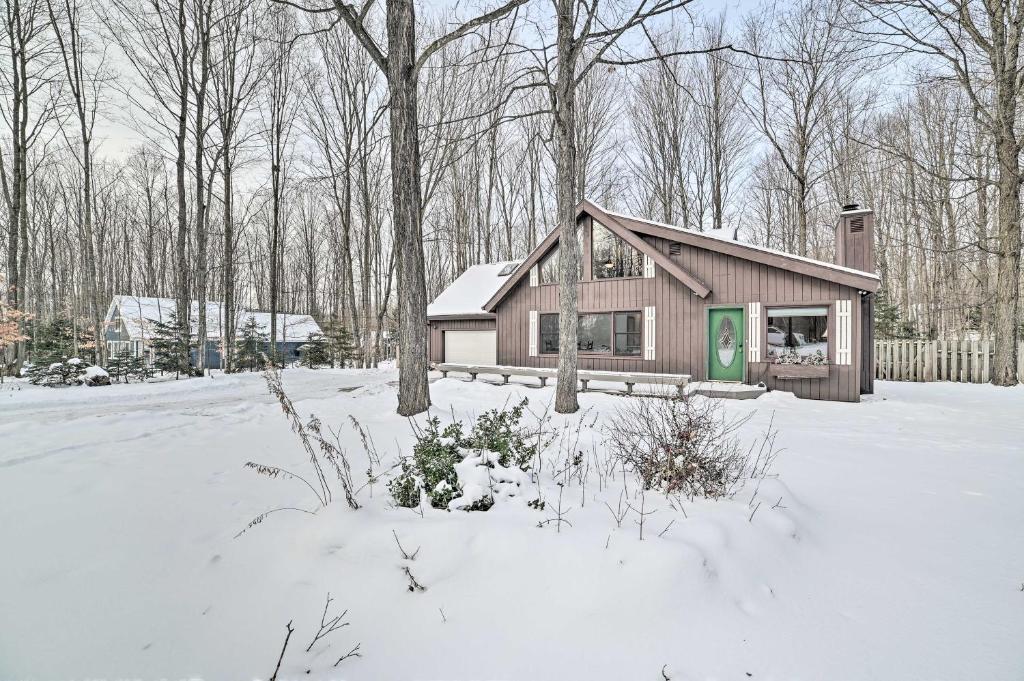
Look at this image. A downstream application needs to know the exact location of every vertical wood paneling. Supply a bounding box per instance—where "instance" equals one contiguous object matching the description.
[483,233,871,401]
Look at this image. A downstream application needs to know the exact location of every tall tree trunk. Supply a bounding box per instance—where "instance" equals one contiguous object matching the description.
[174,0,190,372]
[991,130,1021,385]
[222,160,235,371]
[553,1,580,414]
[387,0,429,416]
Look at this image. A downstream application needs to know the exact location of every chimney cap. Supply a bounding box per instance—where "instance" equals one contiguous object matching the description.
[842,202,859,211]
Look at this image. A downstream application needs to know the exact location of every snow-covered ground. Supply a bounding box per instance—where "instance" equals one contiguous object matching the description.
[1,369,1021,680]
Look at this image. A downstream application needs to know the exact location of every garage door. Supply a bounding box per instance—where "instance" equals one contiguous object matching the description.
[444,330,496,365]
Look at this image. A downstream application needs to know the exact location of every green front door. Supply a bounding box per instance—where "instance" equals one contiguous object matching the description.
[708,307,744,382]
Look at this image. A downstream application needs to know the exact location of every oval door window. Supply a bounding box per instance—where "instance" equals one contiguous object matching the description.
[717,316,736,367]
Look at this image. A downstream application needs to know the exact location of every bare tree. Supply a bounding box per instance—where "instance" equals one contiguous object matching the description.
[261,5,301,367]
[857,0,1022,384]
[212,0,265,372]
[104,0,199,370]
[280,0,528,415]
[1,0,59,370]
[743,0,866,256]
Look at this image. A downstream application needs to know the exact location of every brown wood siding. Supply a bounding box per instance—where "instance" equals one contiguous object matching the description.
[427,318,496,363]
[494,234,866,402]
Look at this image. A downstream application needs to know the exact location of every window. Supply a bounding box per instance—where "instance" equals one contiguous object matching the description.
[578,314,613,353]
[538,242,583,284]
[614,312,642,356]
[498,262,520,276]
[592,221,644,279]
[539,249,559,284]
[538,311,642,357]
[539,313,559,354]
[766,306,828,360]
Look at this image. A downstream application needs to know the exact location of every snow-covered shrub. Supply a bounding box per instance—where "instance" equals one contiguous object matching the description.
[447,450,529,511]
[605,394,767,500]
[389,416,463,509]
[26,358,89,387]
[469,398,538,471]
[389,401,540,511]
[83,365,111,386]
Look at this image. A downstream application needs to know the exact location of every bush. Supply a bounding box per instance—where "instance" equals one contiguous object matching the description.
[388,399,538,511]
[27,358,89,387]
[470,399,537,470]
[605,394,773,500]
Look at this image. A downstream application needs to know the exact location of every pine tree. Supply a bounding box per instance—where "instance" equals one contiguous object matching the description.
[874,287,918,340]
[321,317,357,368]
[235,315,269,372]
[149,313,191,378]
[127,354,154,382]
[299,332,331,368]
[28,316,76,366]
[106,352,131,383]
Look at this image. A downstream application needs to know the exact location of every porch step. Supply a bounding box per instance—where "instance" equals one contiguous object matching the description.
[688,381,766,400]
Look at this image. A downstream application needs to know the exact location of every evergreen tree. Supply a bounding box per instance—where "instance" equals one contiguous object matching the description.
[106,352,131,383]
[29,316,76,366]
[299,332,331,368]
[321,317,357,368]
[127,354,154,382]
[149,313,191,378]
[874,287,918,340]
[235,315,269,372]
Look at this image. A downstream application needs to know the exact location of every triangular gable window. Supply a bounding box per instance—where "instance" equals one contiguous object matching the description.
[592,220,643,278]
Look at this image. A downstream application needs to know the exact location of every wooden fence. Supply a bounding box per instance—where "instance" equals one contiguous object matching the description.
[874,339,1024,383]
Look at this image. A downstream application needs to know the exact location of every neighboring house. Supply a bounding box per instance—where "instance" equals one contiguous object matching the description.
[427,199,880,402]
[103,295,322,368]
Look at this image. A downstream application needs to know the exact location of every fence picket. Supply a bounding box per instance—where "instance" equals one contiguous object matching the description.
[982,340,990,383]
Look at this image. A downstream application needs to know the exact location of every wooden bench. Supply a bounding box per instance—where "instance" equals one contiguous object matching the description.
[434,363,690,396]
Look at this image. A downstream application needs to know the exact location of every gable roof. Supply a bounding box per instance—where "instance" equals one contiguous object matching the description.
[105,295,322,342]
[426,261,518,319]
[601,203,881,287]
[480,199,879,312]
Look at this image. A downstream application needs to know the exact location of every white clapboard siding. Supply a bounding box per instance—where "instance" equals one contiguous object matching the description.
[643,306,656,361]
[528,310,538,357]
[875,339,1023,385]
[748,302,761,362]
[836,300,852,365]
[529,265,538,287]
[643,254,655,278]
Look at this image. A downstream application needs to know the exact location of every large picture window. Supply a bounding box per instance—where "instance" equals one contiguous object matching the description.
[537,311,642,357]
[592,221,644,279]
[578,314,613,353]
[766,307,828,360]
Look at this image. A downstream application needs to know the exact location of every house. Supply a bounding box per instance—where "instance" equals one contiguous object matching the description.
[103,295,322,368]
[427,199,879,402]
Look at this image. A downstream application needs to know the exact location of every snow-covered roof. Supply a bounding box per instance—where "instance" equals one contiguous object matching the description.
[427,261,519,318]
[598,203,881,281]
[106,295,322,343]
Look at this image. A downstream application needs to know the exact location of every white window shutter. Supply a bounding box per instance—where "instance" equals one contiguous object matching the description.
[528,310,538,357]
[836,300,852,365]
[643,306,656,360]
[529,265,538,287]
[748,302,761,362]
[643,254,655,278]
